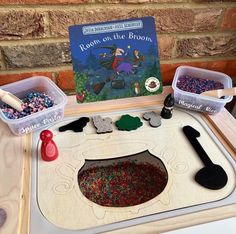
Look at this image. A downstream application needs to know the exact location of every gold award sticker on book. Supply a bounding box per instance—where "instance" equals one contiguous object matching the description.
[145,77,160,92]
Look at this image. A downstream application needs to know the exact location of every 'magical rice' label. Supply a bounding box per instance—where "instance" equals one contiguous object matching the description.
[178,100,218,114]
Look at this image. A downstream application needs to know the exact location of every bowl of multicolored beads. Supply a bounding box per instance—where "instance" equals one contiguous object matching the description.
[0,76,67,135]
[172,66,232,115]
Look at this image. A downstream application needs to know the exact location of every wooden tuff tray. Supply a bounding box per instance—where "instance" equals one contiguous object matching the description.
[1,87,236,234]
[29,97,236,233]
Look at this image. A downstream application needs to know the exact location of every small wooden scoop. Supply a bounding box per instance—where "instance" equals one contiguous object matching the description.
[0,89,24,112]
[201,87,236,98]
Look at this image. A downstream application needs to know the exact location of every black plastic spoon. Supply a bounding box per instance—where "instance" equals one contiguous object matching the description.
[183,125,228,190]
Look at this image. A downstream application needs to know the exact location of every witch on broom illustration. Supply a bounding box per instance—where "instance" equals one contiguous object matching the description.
[93,44,135,94]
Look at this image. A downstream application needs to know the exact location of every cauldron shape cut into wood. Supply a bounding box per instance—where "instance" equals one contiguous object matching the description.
[78,150,168,207]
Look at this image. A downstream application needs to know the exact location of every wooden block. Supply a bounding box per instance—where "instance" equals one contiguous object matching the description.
[36,109,236,230]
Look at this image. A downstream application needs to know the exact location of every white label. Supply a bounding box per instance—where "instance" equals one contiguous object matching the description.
[19,114,62,135]
[178,100,217,114]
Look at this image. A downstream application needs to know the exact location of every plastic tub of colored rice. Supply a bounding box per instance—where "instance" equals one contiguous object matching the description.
[172,66,232,115]
[0,76,67,135]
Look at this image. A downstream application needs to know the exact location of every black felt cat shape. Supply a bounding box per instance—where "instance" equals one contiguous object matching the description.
[59,117,90,132]
[183,125,228,190]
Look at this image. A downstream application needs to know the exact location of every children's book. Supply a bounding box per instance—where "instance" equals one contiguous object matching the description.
[69,17,163,103]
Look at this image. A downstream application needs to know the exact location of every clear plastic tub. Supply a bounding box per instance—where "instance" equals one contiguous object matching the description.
[172,66,233,115]
[0,76,68,135]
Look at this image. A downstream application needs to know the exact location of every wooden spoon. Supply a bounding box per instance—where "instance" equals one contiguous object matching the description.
[0,89,23,112]
[183,125,228,190]
[201,87,236,98]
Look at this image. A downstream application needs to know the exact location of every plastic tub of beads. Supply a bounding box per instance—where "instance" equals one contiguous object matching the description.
[0,76,67,135]
[172,66,232,115]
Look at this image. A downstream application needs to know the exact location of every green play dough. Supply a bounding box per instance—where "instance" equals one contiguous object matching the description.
[115,114,143,131]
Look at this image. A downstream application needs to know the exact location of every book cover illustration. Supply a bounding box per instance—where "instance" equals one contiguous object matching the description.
[69,17,163,103]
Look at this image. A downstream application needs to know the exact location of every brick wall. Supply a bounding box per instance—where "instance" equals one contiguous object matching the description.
[0,0,236,94]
